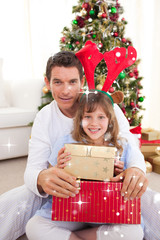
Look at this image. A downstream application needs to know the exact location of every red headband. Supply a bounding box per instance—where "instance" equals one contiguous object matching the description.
[76,40,137,92]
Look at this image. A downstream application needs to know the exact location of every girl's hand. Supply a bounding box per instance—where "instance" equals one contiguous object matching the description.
[57,146,71,169]
[114,160,124,176]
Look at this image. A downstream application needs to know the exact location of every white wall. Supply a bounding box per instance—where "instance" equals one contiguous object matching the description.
[119,0,160,129]
[0,0,77,81]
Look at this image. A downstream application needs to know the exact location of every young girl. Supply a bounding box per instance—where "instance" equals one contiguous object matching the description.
[26,91,144,240]
[56,90,124,175]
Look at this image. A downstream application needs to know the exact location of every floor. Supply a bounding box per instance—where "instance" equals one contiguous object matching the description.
[0,157,27,194]
[0,157,160,240]
[17,235,27,240]
[0,157,28,240]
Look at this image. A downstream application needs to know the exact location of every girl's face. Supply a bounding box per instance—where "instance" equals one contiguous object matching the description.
[82,106,109,145]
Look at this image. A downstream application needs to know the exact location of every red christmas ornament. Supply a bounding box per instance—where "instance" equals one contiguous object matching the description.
[130,101,135,107]
[110,13,119,22]
[129,72,134,78]
[122,107,126,115]
[98,43,103,48]
[76,16,85,28]
[109,87,114,93]
[114,32,119,37]
[132,110,136,114]
[102,13,107,18]
[122,18,125,21]
[134,68,138,74]
[126,40,132,46]
[82,2,89,9]
[133,69,139,79]
[87,34,92,39]
[61,37,66,43]
[128,118,132,124]
[116,3,120,8]
[137,89,140,94]
[76,41,80,45]
[122,38,126,43]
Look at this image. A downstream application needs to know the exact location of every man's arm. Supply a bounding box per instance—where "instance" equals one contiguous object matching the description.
[113,104,148,199]
[114,104,146,172]
[24,109,79,198]
[24,111,50,197]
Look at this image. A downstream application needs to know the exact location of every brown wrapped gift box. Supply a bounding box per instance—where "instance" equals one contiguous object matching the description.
[141,129,160,141]
[64,144,116,181]
[140,141,160,158]
[147,155,160,174]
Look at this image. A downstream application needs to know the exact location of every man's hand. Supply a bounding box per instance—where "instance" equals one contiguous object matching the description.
[37,167,79,198]
[110,167,148,200]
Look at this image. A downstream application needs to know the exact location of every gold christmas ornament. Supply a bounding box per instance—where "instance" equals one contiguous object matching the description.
[81,8,87,16]
[101,26,106,33]
[96,84,103,90]
[103,19,109,25]
[145,161,152,173]
[155,146,160,156]
[117,22,123,26]
[42,86,49,94]
[96,74,106,85]
[98,12,103,18]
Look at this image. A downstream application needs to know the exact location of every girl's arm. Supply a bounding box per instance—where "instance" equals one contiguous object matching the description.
[114,160,124,175]
[57,146,71,168]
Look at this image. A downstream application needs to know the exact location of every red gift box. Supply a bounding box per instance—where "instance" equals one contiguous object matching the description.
[52,181,141,224]
[130,125,142,148]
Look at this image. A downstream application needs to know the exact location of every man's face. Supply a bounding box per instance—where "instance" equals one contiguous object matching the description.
[45,66,84,117]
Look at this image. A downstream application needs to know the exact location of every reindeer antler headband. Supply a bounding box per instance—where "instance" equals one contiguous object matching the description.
[75,40,137,104]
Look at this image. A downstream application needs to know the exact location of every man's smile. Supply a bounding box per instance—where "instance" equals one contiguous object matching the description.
[59,97,72,101]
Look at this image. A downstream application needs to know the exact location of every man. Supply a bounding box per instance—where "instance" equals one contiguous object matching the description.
[0,51,148,240]
[25,51,148,200]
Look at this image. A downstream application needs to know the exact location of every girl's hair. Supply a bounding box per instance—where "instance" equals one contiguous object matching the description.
[72,91,123,152]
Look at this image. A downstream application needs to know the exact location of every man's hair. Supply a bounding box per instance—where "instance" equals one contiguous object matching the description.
[72,91,123,152]
[46,51,83,81]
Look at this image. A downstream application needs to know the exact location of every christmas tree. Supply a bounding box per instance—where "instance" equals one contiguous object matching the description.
[41,0,145,126]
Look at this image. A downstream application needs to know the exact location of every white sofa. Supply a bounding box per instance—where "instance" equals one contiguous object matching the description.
[0,79,44,160]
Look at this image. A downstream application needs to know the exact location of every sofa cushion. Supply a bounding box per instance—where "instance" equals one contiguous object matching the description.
[0,84,9,108]
[0,126,32,160]
[0,107,36,128]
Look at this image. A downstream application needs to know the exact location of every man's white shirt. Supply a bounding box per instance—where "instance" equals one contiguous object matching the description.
[24,100,146,197]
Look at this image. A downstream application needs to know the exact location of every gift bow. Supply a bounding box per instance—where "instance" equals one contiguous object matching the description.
[130,125,141,135]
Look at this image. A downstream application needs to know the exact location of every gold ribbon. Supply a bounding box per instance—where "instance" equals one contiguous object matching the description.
[155,147,160,156]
